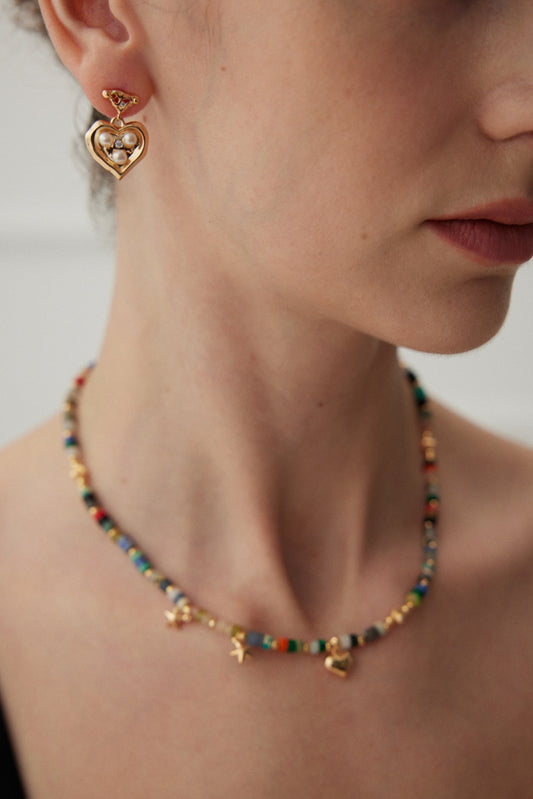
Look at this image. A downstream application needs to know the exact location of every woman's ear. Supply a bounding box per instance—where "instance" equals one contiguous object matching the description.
[38,0,153,114]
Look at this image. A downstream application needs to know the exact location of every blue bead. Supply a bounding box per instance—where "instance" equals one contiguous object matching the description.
[64,435,78,448]
[117,535,134,552]
[159,579,171,592]
[246,631,264,648]
[415,582,428,595]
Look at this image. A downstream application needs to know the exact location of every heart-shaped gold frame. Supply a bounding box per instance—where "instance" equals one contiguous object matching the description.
[85,119,148,180]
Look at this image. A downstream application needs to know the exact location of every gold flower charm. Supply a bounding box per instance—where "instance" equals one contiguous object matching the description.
[164,605,193,629]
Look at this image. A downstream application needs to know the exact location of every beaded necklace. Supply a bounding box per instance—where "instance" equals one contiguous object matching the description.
[63,364,439,678]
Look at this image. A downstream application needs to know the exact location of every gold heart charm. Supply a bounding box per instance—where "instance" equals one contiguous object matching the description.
[85,119,148,180]
[324,641,353,678]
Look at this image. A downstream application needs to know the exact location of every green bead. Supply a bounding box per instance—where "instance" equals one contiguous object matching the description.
[415,387,427,403]
[407,591,422,606]
[319,640,327,653]
[288,640,298,653]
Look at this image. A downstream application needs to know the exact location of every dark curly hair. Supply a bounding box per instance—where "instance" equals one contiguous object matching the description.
[11,0,115,212]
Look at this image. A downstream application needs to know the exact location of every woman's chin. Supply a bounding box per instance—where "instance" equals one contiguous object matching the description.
[394,275,515,355]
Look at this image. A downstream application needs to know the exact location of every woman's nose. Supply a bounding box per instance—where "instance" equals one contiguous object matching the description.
[476,8,533,145]
[477,77,533,143]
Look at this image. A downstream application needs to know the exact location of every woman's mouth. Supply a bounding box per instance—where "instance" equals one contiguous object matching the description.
[427,218,533,265]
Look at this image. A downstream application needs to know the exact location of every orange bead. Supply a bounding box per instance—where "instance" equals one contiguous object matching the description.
[277,638,289,652]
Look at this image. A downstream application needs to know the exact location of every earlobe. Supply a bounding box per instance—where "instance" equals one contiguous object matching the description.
[38,0,152,115]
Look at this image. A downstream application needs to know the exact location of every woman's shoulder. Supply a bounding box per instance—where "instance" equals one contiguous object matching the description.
[0,417,65,529]
[0,418,71,605]
[433,401,533,595]
[435,401,533,513]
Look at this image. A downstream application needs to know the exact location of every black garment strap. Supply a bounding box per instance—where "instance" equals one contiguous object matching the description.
[0,702,27,799]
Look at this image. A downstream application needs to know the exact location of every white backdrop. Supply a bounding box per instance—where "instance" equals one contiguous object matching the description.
[1,7,533,448]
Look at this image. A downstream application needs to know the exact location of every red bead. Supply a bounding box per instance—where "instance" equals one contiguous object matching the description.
[94,509,106,522]
[277,638,289,652]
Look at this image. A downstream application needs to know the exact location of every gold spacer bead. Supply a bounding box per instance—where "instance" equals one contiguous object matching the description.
[208,618,217,629]
[391,609,404,624]
[357,635,366,647]
[302,642,310,654]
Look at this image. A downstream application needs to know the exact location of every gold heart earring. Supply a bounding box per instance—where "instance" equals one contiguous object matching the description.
[85,89,148,180]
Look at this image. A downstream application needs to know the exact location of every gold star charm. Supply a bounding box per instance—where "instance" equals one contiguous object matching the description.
[230,635,252,665]
[164,605,192,629]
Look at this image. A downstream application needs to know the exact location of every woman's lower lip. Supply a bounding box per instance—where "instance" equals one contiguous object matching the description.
[427,219,533,265]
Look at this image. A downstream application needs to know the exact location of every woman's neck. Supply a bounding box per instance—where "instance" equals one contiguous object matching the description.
[76,201,425,638]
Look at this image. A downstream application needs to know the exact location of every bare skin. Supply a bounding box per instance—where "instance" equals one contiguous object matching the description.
[2,0,533,796]
[1,410,533,798]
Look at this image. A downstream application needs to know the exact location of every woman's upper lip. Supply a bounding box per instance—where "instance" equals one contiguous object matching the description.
[432,198,533,226]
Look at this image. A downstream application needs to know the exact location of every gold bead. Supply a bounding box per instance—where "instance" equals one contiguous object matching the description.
[391,609,404,624]
[357,635,366,647]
